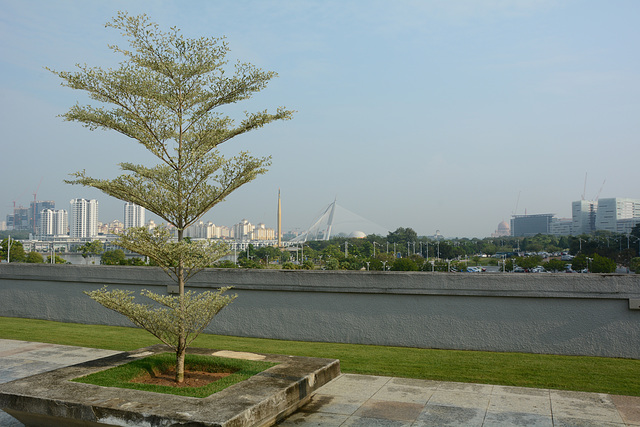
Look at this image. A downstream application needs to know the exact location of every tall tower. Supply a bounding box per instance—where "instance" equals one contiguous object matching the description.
[124,202,145,229]
[277,189,282,247]
[69,198,98,238]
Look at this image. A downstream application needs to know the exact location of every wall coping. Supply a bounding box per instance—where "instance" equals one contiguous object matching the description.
[2,263,639,299]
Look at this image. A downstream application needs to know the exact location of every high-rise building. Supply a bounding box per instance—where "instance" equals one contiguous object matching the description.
[251,223,275,240]
[550,218,572,236]
[6,207,30,231]
[184,221,216,239]
[29,200,55,234]
[40,209,68,237]
[124,202,145,229]
[69,199,99,238]
[232,219,254,240]
[595,198,640,233]
[510,214,554,237]
[572,200,597,235]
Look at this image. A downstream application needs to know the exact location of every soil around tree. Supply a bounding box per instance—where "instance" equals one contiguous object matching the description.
[131,368,233,388]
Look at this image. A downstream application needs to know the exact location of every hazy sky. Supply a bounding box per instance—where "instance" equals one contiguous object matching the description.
[1,0,639,238]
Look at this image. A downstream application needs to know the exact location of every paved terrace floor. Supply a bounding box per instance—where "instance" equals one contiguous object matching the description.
[0,340,638,427]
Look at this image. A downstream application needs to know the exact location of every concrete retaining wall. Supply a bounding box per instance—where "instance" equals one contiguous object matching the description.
[1,264,639,358]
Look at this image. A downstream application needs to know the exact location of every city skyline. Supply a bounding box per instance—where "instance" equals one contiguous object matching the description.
[2,1,639,237]
[5,193,639,240]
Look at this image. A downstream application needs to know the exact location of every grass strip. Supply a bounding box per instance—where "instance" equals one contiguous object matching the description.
[72,352,276,398]
[1,316,639,397]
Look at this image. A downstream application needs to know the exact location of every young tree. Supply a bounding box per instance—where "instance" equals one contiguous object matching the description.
[101,249,127,265]
[591,253,616,273]
[25,251,44,263]
[0,238,26,263]
[78,240,104,264]
[49,12,293,382]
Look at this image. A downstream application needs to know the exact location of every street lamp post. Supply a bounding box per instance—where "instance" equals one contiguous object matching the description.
[5,235,11,263]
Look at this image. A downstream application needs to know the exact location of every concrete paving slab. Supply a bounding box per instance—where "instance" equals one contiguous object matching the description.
[370,382,435,404]
[488,393,551,416]
[550,390,625,424]
[553,418,627,427]
[492,384,550,397]
[299,393,370,416]
[436,381,495,393]
[341,415,413,426]
[386,376,441,389]
[482,411,553,427]
[612,395,640,426]
[415,404,487,426]
[277,411,349,426]
[314,373,389,398]
[427,389,492,409]
[352,399,424,421]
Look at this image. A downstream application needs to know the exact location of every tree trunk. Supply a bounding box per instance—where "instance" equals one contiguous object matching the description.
[176,344,186,383]
[175,228,186,383]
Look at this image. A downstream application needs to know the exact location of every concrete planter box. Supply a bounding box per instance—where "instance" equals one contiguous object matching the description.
[0,345,340,427]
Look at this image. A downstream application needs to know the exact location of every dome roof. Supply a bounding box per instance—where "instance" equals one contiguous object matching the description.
[498,221,510,232]
[349,231,367,239]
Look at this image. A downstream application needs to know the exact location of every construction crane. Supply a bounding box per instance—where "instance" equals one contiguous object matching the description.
[512,191,521,216]
[595,179,606,202]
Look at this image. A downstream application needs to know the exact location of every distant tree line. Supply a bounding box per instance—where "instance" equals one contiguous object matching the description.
[2,223,638,273]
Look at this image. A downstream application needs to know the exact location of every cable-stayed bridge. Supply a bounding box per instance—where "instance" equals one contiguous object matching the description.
[290,199,389,243]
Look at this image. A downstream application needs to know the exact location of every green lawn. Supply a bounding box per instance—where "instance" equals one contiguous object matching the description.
[1,316,639,397]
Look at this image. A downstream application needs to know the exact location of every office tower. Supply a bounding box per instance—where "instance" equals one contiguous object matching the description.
[572,200,597,235]
[595,198,640,233]
[510,214,554,237]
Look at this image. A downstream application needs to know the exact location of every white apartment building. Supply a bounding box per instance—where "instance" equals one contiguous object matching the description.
[595,198,640,233]
[185,221,216,239]
[183,222,232,239]
[40,209,68,237]
[232,219,254,240]
[251,223,275,240]
[124,202,146,229]
[69,198,99,238]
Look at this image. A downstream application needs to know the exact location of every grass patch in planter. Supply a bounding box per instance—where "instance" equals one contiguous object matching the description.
[73,353,277,398]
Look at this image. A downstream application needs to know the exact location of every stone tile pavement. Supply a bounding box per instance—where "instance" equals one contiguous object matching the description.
[0,339,639,427]
[279,374,640,426]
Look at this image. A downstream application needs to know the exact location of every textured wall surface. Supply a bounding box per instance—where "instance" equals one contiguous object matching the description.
[1,264,639,358]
